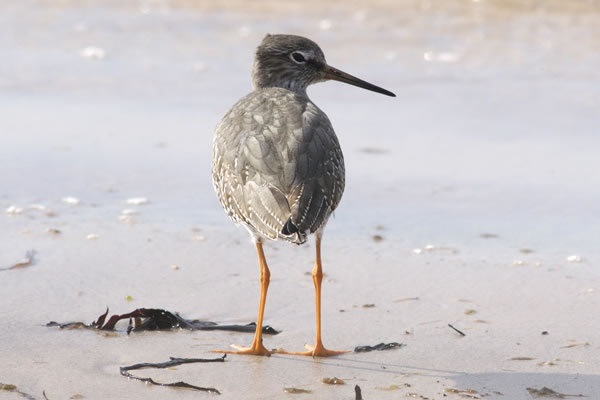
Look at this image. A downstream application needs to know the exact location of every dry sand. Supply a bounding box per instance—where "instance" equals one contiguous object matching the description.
[1,1,599,399]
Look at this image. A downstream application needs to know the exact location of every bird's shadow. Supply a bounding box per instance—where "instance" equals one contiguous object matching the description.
[270,354,599,398]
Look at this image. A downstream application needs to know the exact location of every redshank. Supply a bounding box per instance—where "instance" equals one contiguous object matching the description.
[211,34,395,357]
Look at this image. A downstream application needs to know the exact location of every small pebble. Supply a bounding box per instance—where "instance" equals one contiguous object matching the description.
[171,265,179,270]
[86,234,99,240]
[62,196,80,205]
[127,197,149,205]
[566,255,582,263]
[412,248,422,254]
[423,51,459,63]
[80,46,106,59]
[5,205,23,215]
[322,377,344,385]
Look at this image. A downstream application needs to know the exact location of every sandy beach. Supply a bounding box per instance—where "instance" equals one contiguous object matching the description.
[1,1,599,399]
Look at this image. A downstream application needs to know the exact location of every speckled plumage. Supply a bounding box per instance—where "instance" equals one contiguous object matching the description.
[212,35,346,245]
[212,86,344,244]
[212,34,394,247]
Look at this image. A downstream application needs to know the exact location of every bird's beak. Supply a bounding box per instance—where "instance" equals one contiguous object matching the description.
[321,64,396,97]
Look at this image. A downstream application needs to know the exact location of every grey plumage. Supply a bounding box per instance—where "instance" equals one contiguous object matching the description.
[212,74,344,243]
[212,34,393,245]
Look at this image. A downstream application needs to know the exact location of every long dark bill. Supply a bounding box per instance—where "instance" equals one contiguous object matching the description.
[322,65,396,97]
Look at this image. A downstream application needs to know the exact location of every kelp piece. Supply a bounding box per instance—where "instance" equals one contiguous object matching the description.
[355,385,363,400]
[47,308,280,334]
[448,323,466,336]
[120,355,226,394]
[354,342,404,352]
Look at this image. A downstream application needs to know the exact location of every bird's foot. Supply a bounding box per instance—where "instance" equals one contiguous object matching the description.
[211,343,271,357]
[274,343,348,357]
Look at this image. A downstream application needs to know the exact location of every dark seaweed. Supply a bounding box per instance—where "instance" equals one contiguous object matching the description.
[120,355,225,394]
[354,342,404,352]
[448,323,466,336]
[47,307,280,334]
[355,385,363,400]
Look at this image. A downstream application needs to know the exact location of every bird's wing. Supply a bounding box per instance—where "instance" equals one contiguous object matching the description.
[212,89,344,242]
[283,101,345,239]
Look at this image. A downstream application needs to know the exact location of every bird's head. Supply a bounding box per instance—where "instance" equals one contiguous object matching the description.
[252,34,395,97]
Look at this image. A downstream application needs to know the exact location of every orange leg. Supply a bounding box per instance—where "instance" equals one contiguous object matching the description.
[276,234,348,357]
[212,241,271,356]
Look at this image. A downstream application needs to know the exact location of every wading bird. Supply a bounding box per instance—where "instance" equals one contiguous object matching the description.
[212,34,395,357]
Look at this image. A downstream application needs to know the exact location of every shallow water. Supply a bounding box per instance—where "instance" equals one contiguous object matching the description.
[1,1,600,399]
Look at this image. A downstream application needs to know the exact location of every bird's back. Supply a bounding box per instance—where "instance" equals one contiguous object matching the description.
[212,87,345,244]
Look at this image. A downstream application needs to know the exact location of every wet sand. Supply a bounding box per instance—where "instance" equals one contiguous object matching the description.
[1,1,600,399]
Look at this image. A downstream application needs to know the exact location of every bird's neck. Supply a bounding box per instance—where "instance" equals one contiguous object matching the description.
[251,60,309,97]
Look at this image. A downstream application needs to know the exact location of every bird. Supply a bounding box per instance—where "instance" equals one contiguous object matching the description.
[211,34,395,357]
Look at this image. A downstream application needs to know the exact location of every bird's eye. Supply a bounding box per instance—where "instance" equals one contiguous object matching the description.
[291,52,306,63]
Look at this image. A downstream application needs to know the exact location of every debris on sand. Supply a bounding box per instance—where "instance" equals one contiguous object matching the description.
[376,384,410,391]
[445,387,480,398]
[0,250,36,271]
[120,355,224,394]
[322,377,345,385]
[61,196,80,205]
[354,342,404,352]
[560,342,590,349]
[448,323,466,336]
[395,297,419,302]
[566,255,582,263]
[479,233,499,239]
[412,245,458,255]
[47,307,280,335]
[5,205,24,215]
[283,387,312,394]
[126,197,149,205]
[526,386,585,398]
[80,46,106,60]
[355,385,363,400]
[0,382,38,399]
